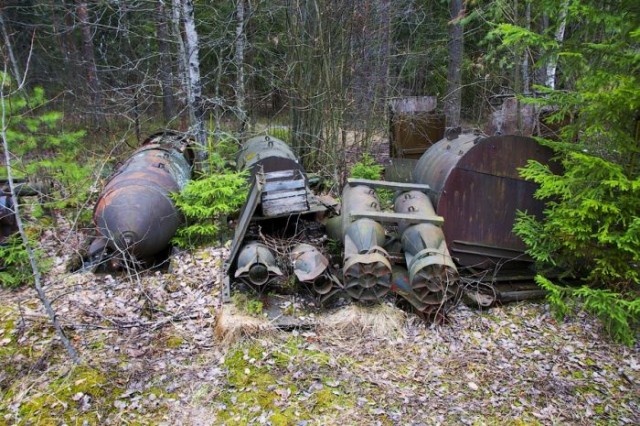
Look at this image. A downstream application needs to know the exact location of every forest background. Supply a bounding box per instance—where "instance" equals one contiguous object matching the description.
[0,0,638,423]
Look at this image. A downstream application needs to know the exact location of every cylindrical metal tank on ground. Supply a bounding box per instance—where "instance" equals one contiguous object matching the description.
[413,132,557,269]
[237,135,305,177]
[92,131,193,262]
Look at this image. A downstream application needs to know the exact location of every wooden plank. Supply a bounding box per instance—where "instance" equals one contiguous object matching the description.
[347,178,431,193]
[264,169,302,180]
[264,179,306,192]
[349,210,444,226]
[262,188,307,202]
[264,200,309,216]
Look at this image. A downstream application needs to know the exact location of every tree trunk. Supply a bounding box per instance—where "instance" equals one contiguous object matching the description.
[545,0,569,90]
[444,0,464,130]
[181,0,206,159]
[75,0,102,126]
[235,0,248,136]
[522,0,531,94]
[0,9,23,86]
[156,0,176,124]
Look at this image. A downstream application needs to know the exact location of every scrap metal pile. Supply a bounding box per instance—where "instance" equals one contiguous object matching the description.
[79,129,555,317]
[224,132,556,316]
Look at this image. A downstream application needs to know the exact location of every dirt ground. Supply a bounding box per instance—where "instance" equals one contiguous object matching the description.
[0,214,638,426]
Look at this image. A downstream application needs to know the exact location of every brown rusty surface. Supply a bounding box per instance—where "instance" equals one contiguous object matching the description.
[93,134,192,260]
[390,113,445,159]
[238,135,305,177]
[413,133,558,268]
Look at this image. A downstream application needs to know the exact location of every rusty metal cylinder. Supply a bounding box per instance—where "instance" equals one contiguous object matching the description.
[394,191,459,311]
[341,185,392,302]
[235,242,283,286]
[290,243,332,295]
[237,135,305,176]
[412,133,557,269]
[93,132,192,259]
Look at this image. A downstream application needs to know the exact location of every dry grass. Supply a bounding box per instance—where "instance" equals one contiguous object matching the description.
[213,304,277,346]
[317,303,407,340]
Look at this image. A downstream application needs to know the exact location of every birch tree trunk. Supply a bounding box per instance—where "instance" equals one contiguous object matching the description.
[235,0,248,136]
[181,0,206,159]
[171,0,188,120]
[444,0,464,130]
[157,0,176,124]
[545,0,569,90]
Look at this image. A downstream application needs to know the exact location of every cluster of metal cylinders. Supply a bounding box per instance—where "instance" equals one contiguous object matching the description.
[393,191,458,314]
[234,241,332,295]
[330,183,458,314]
[232,135,330,294]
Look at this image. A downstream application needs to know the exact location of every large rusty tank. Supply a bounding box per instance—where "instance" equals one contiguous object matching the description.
[413,132,557,270]
[90,131,193,264]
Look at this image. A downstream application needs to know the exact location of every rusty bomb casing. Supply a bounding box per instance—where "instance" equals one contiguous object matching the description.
[394,191,459,312]
[340,185,392,302]
[290,243,332,295]
[235,242,283,286]
[238,135,305,177]
[413,133,557,269]
[93,132,193,260]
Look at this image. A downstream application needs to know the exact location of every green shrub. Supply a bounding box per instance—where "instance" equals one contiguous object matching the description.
[514,145,640,345]
[349,153,392,209]
[0,235,47,288]
[349,153,384,181]
[173,137,249,248]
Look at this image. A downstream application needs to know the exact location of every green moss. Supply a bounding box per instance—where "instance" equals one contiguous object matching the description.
[216,340,352,424]
[17,365,119,424]
[231,292,264,316]
[166,335,185,349]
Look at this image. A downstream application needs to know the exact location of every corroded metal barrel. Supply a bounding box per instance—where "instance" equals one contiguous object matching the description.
[92,131,193,260]
[341,185,392,302]
[238,135,305,176]
[413,133,557,269]
[394,191,458,313]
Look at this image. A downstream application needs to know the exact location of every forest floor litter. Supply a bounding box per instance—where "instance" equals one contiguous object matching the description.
[0,217,638,425]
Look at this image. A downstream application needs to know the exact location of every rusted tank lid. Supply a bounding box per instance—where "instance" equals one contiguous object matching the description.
[413,133,557,269]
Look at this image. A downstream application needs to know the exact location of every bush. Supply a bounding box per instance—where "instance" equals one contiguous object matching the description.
[514,152,640,345]
[172,137,249,248]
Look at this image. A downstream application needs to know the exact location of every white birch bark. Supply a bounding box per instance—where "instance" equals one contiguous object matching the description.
[171,0,189,102]
[181,0,206,156]
[0,10,23,86]
[545,0,569,90]
[235,0,247,135]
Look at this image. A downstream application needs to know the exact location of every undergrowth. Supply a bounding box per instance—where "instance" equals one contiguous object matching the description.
[172,135,248,248]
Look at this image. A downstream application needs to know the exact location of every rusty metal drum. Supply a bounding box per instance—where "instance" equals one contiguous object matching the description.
[93,132,192,259]
[413,132,557,269]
